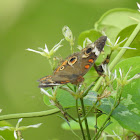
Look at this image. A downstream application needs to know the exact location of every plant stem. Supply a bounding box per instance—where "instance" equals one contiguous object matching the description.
[92,23,140,92]
[95,108,98,134]
[83,82,95,97]
[114,86,123,108]
[92,86,124,139]
[0,108,60,121]
[92,108,113,140]
[71,45,74,54]
[55,99,78,122]
[80,98,91,140]
[76,99,86,140]
[81,100,98,122]
[66,113,78,122]
[48,58,53,70]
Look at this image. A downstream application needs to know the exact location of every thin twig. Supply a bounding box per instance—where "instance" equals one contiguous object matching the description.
[80,98,91,140]
[76,99,86,140]
[0,109,60,121]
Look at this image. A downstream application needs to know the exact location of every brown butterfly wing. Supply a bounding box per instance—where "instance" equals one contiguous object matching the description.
[38,36,107,87]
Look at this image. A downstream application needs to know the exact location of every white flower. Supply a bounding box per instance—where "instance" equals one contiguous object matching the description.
[102,32,136,51]
[107,36,136,50]
[0,109,2,113]
[77,37,92,50]
[112,131,121,140]
[102,64,111,78]
[137,2,140,12]
[127,73,140,83]
[119,68,123,79]
[0,126,12,131]
[107,36,128,50]
[26,39,64,58]
[62,26,74,46]
[116,67,140,86]
[102,64,116,81]
[40,87,58,105]
[0,118,42,140]
[119,46,136,50]
[40,88,53,98]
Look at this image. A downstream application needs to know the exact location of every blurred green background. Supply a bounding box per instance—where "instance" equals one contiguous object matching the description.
[0,0,138,139]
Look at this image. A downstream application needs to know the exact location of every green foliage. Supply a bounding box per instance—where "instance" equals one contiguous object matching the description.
[78,29,102,46]
[61,117,96,130]
[1,5,140,140]
[0,121,14,140]
[117,24,140,58]
[42,8,140,139]
[95,8,140,42]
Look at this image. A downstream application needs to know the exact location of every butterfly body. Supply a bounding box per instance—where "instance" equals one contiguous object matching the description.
[38,36,107,87]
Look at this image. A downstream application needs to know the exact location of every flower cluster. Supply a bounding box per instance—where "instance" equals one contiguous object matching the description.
[106,36,136,51]
[26,39,64,59]
[0,118,42,140]
[116,67,140,86]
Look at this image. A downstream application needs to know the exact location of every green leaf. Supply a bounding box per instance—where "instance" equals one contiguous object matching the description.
[43,56,140,133]
[61,117,96,130]
[78,29,102,46]
[117,24,140,58]
[43,88,57,108]
[56,88,76,108]
[43,87,97,109]
[0,121,14,140]
[99,57,140,133]
[97,114,124,135]
[43,88,76,108]
[95,8,140,42]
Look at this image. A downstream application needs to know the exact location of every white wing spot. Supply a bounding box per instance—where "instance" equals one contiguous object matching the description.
[92,47,100,56]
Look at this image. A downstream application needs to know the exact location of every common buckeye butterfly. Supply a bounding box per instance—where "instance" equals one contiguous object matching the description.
[38,36,107,88]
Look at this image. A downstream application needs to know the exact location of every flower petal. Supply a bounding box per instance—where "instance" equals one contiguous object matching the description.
[16,118,23,129]
[120,46,136,50]
[83,38,92,48]
[127,73,140,83]
[0,126,12,131]
[38,47,44,51]
[0,109,2,113]
[119,68,123,79]
[53,39,64,52]
[40,88,52,98]
[114,36,120,46]
[14,130,17,139]
[118,37,127,45]
[26,48,42,55]
[26,123,42,128]
[137,2,140,9]
[125,66,132,78]
[113,70,117,80]
[44,44,49,54]
[112,130,121,140]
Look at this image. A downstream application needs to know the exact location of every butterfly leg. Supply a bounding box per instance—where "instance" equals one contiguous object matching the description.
[94,54,110,76]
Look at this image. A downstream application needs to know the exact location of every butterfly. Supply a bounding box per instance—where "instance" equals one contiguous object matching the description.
[38,36,107,88]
